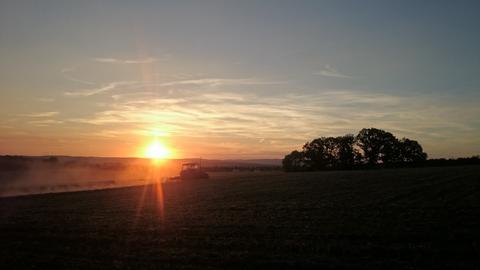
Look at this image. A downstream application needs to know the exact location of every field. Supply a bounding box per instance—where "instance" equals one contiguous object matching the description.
[1,166,479,269]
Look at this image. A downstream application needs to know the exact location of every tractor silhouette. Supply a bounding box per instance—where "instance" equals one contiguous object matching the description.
[180,162,209,180]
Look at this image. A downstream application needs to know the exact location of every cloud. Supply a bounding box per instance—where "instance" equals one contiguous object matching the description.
[20,112,59,117]
[201,92,247,102]
[159,78,284,87]
[64,77,283,97]
[55,67,479,158]
[314,65,354,79]
[93,57,158,64]
[28,119,63,126]
[61,67,96,85]
[36,97,55,102]
[64,87,480,158]
[64,81,137,97]
[67,90,395,138]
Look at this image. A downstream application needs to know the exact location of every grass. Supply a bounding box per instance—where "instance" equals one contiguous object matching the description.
[1,166,479,269]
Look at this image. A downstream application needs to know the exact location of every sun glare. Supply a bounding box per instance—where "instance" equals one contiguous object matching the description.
[145,140,171,160]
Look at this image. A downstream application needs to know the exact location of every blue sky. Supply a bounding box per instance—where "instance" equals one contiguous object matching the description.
[0,0,479,158]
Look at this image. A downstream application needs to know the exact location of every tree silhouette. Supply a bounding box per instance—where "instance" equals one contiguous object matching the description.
[335,134,358,169]
[302,137,332,169]
[398,138,427,163]
[301,135,358,170]
[282,150,306,172]
[355,128,399,165]
[283,128,428,171]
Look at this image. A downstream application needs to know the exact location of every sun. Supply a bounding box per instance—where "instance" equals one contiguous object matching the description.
[144,140,171,160]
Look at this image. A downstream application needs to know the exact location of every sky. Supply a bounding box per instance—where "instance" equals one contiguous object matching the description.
[0,0,479,159]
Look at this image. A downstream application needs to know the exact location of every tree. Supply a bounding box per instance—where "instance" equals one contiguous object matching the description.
[334,134,357,169]
[302,137,333,169]
[355,128,399,165]
[398,138,427,163]
[282,150,307,172]
[301,135,358,170]
[301,140,318,169]
[282,128,429,172]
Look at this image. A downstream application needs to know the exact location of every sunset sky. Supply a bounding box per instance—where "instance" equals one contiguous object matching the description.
[1,1,479,159]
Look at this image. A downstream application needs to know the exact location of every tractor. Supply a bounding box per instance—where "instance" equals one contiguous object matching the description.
[180,162,209,180]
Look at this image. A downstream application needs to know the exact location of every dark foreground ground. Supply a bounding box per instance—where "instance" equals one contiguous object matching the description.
[1,166,479,269]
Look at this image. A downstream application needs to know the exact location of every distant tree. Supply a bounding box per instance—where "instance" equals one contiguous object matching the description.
[355,128,399,165]
[301,135,358,170]
[302,137,333,169]
[398,138,427,163]
[282,150,307,172]
[334,134,358,169]
[282,127,430,172]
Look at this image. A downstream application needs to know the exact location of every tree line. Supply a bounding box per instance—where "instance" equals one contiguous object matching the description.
[283,128,428,171]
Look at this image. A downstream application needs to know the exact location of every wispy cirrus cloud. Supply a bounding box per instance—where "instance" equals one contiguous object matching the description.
[64,81,137,97]
[61,67,96,85]
[35,97,55,102]
[20,111,59,117]
[93,57,158,64]
[314,65,355,79]
[160,78,285,87]
[28,119,63,126]
[64,88,480,158]
[64,77,284,97]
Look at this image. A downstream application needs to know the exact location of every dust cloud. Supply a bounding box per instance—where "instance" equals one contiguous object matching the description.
[0,157,184,197]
